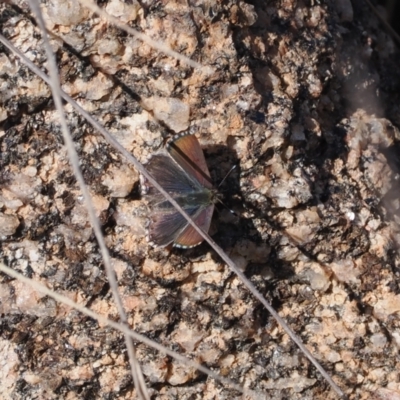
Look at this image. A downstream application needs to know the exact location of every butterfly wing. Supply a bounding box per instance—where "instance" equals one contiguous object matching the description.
[174,204,214,248]
[146,204,211,247]
[141,153,198,198]
[167,134,213,189]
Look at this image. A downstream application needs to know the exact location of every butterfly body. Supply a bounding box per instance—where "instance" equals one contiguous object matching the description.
[153,190,215,209]
[141,133,217,248]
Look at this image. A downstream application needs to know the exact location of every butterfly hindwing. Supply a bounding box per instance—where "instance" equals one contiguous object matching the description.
[174,204,215,248]
[146,205,205,247]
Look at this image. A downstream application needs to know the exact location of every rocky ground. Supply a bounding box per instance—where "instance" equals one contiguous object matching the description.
[1,0,400,399]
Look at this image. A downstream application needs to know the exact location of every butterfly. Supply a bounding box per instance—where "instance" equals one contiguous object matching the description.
[140,133,218,248]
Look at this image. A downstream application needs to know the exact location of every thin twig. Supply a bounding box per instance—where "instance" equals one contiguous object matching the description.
[363,0,400,47]
[78,0,205,70]
[25,2,149,399]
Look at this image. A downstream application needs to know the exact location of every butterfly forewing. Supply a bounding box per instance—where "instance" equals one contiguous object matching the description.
[167,134,213,189]
[142,153,198,197]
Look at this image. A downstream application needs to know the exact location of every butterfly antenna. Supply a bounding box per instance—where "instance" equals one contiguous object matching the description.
[215,164,239,216]
[216,197,239,217]
[217,164,237,189]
